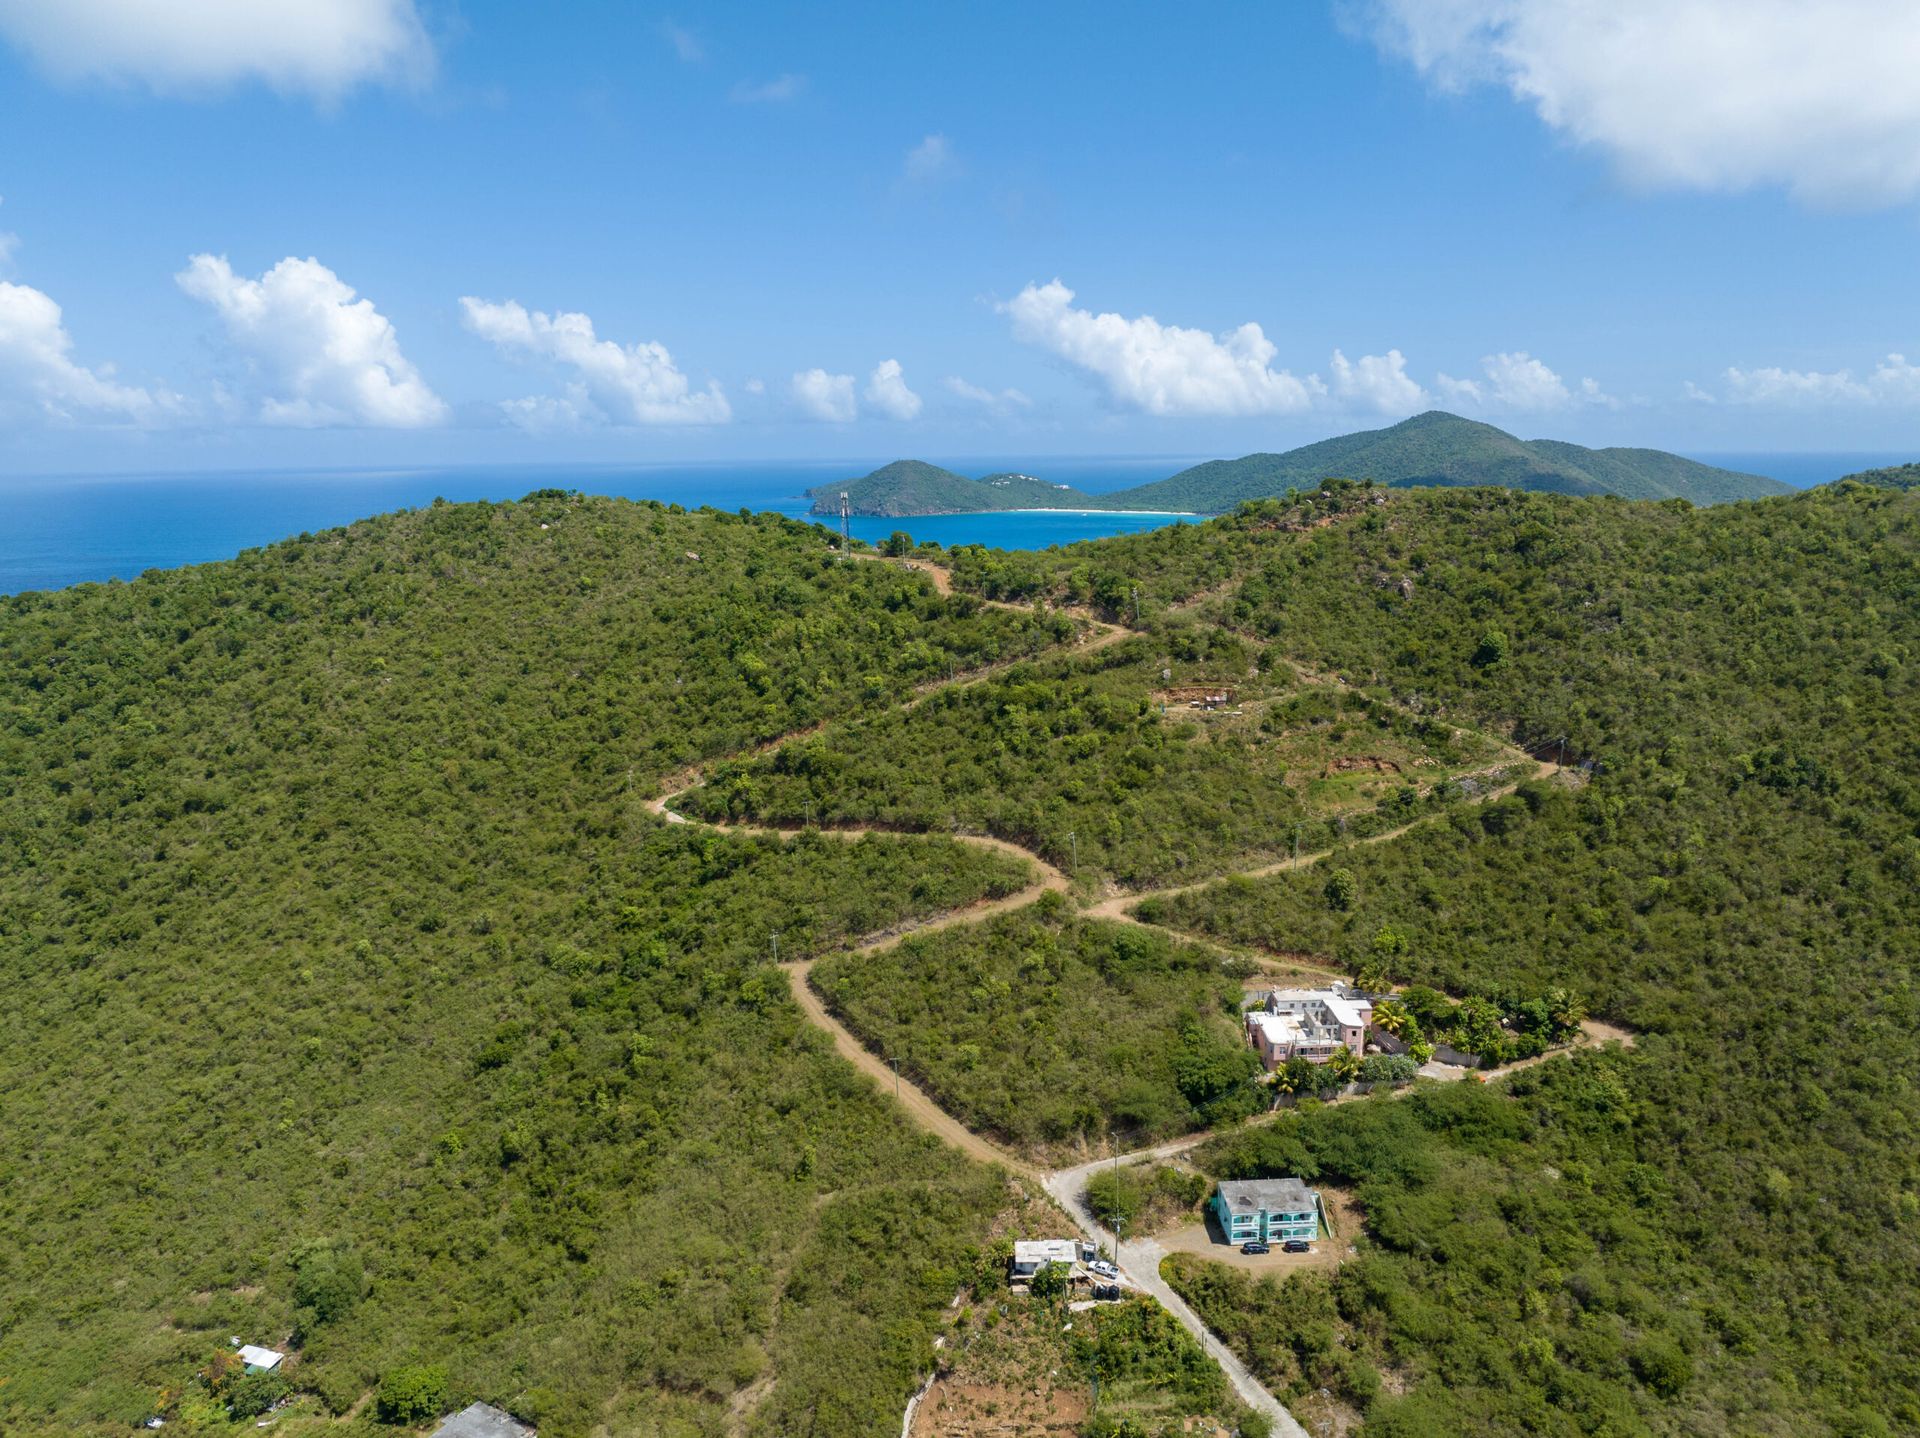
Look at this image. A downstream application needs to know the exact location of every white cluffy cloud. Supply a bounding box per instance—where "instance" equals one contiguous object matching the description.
[0,280,169,422]
[1437,351,1613,412]
[903,134,955,182]
[460,297,730,427]
[660,19,702,63]
[791,368,856,422]
[731,73,804,103]
[0,0,431,97]
[945,375,1032,414]
[1330,347,1428,413]
[178,254,446,428]
[1359,0,1920,206]
[864,358,922,420]
[1720,354,1920,407]
[1002,279,1324,417]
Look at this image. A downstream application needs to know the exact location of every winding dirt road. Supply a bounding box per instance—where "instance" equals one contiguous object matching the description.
[648,555,1608,1438]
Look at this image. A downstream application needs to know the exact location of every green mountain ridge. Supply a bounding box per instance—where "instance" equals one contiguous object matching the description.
[807,460,1115,517]
[1104,411,1789,510]
[812,413,1787,519]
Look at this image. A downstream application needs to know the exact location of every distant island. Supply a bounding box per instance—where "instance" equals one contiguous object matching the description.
[809,410,1790,518]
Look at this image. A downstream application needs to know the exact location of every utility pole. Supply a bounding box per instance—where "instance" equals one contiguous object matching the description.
[1130,585,1139,625]
[771,931,780,965]
[1067,830,1078,872]
[839,492,851,556]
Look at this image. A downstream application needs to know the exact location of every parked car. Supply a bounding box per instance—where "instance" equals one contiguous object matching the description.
[1087,1259,1119,1280]
[1240,1241,1270,1255]
[1282,1239,1310,1253]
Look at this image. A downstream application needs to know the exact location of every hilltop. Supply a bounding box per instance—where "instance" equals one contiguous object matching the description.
[1102,411,1788,511]
[806,460,1117,517]
[1837,459,1920,491]
[810,416,1785,520]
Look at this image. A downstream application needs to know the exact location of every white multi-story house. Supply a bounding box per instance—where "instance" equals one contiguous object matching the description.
[1244,982,1373,1068]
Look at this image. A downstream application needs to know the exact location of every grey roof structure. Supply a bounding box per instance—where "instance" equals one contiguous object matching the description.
[1216,1177,1315,1215]
[432,1402,535,1438]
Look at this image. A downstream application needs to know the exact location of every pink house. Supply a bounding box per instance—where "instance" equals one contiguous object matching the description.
[1244,983,1373,1068]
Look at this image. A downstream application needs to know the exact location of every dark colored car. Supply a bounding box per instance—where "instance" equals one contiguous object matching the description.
[1282,1239,1310,1253]
[1240,1241,1270,1255]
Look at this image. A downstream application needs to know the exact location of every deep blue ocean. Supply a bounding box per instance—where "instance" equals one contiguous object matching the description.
[0,450,1903,595]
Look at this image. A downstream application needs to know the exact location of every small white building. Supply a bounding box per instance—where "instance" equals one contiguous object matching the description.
[1245,982,1373,1068]
[236,1345,284,1373]
[1009,1239,1082,1282]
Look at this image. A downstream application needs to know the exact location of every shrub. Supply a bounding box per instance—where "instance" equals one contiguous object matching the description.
[228,1371,289,1420]
[375,1364,449,1425]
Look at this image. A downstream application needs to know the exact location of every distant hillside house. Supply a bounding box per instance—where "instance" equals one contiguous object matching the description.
[432,1402,535,1438]
[1213,1178,1319,1246]
[1245,982,1372,1067]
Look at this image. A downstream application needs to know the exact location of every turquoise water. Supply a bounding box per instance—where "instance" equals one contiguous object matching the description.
[0,459,1199,595]
[0,450,1878,595]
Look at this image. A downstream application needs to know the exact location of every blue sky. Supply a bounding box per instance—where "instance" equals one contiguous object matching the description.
[2,0,1919,473]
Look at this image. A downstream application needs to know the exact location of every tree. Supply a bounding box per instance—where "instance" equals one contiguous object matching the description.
[1471,627,1509,668]
[1030,1260,1069,1300]
[292,1240,364,1328]
[376,1364,449,1425]
[1324,868,1358,912]
[1327,1045,1361,1083]
[1546,986,1587,1039]
[882,531,914,557]
[228,1371,289,1420]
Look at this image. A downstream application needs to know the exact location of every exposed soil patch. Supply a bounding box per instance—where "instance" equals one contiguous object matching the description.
[909,1380,1087,1437]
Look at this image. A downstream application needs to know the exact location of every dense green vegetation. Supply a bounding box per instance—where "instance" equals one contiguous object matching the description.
[1836,461,1920,491]
[1084,1164,1209,1234]
[680,629,1510,887]
[12,471,1920,1437]
[810,901,1262,1153]
[1044,481,1920,1434]
[1100,411,1786,511]
[807,458,1117,517]
[0,495,1059,1437]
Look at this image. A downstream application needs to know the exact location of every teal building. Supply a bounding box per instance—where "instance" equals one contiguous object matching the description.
[1212,1178,1319,1246]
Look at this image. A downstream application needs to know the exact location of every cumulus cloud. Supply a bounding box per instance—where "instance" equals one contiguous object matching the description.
[791,368,856,422]
[1001,279,1323,417]
[460,297,730,426]
[903,134,955,182]
[178,254,446,428]
[1357,0,1920,206]
[0,279,169,422]
[0,0,431,97]
[863,358,922,420]
[945,375,1033,414]
[1720,353,1920,406]
[1436,351,1610,412]
[730,73,804,103]
[660,19,702,63]
[1330,347,1428,414]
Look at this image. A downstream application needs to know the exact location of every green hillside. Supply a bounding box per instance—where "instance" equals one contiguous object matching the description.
[806,459,1112,517]
[10,480,1920,1438]
[1103,411,1787,511]
[1838,460,1920,491]
[941,480,1920,1434]
[0,496,1069,1438]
